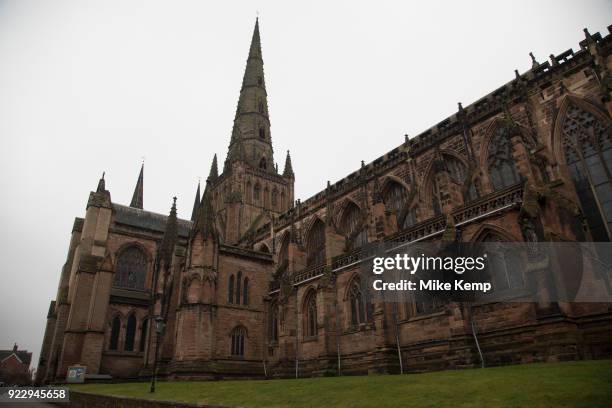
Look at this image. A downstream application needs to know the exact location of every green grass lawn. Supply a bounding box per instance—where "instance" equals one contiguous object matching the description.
[72,360,612,408]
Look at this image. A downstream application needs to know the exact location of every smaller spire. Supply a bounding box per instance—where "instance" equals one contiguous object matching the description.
[208,154,218,182]
[96,171,106,192]
[130,163,144,209]
[193,181,216,240]
[160,197,178,266]
[191,181,201,222]
[283,150,294,178]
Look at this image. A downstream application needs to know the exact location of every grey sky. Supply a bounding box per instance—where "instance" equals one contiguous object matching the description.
[0,0,610,370]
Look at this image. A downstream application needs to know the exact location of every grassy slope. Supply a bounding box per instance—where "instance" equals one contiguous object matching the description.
[72,360,612,408]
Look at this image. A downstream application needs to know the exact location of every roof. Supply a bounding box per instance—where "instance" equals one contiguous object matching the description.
[0,350,32,367]
[112,204,192,238]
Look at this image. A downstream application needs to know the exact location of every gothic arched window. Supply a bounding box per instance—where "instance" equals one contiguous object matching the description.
[228,275,235,304]
[269,302,279,343]
[139,318,148,352]
[487,127,521,191]
[124,313,136,351]
[259,157,267,170]
[114,246,147,290]
[340,202,368,248]
[480,232,524,291]
[466,182,479,203]
[304,290,317,338]
[243,277,249,306]
[264,186,270,208]
[432,171,443,216]
[348,277,370,326]
[445,155,467,183]
[109,316,121,351]
[413,290,444,316]
[383,181,407,216]
[402,208,417,229]
[271,188,278,208]
[432,155,476,212]
[246,181,252,204]
[236,271,242,305]
[259,127,265,139]
[306,219,326,266]
[254,183,261,201]
[562,103,612,241]
[230,326,246,356]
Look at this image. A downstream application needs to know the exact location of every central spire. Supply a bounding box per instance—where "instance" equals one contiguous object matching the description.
[225,18,274,173]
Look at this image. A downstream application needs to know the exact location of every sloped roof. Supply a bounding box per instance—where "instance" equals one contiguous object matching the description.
[0,350,31,367]
[112,204,192,238]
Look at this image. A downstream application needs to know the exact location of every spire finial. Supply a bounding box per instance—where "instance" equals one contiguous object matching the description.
[193,180,216,240]
[208,154,219,182]
[283,150,294,178]
[129,162,144,209]
[191,180,201,222]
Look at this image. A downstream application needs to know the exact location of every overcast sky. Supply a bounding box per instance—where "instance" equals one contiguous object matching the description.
[0,0,610,371]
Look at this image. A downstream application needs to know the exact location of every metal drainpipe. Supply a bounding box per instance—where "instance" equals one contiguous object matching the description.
[393,302,404,374]
[334,296,342,376]
[469,303,485,368]
[295,287,299,379]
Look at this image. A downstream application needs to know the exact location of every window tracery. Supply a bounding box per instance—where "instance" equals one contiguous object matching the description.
[113,246,147,290]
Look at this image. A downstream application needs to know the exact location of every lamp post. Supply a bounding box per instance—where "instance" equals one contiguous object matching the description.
[150,316,165,393]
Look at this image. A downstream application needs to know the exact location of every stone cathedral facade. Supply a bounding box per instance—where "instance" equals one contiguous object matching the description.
[37,20,612,383]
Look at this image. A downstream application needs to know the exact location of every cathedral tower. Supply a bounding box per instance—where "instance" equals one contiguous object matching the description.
[213,19,294,245]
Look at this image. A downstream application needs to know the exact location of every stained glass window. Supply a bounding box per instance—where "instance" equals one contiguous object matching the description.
[488,127,521,190]
[340,202,368,248]
[306,219,326,266]
[562,103,611,241]
[114,246,147,290]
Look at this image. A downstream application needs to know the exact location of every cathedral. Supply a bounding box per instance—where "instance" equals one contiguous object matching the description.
[36,20,612,383]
